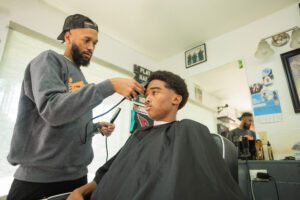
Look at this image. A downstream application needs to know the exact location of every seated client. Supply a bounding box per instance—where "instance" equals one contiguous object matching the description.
[67,70,246,200]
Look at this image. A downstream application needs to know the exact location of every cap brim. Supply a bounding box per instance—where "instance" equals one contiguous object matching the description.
[57,31,65,41]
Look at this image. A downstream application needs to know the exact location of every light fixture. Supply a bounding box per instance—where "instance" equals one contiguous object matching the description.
[292,142,300,151]
[255,40,274,59]
[217,104,228,114]
[290,27,300,49]
[255,26,300,59]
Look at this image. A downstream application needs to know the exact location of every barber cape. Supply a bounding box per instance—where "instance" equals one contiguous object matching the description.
[91,119,246,200]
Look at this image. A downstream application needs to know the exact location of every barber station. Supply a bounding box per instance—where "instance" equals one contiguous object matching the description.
[0,1,300,200]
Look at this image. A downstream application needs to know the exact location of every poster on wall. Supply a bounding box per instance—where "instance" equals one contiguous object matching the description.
[249,68,282,123]
[130,65,153,133]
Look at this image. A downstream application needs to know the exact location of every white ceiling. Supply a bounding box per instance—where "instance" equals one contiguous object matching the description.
[191,61,252,112]
[43,0,299,61]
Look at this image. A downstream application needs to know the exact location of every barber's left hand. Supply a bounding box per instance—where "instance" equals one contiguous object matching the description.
[97,121,115,137]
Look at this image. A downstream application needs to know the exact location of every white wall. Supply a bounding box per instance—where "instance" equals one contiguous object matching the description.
[158,2,300,159]
[0,18,9,62]
[177,101,218,133]
[158,3,300,78]
[0,0,158,72]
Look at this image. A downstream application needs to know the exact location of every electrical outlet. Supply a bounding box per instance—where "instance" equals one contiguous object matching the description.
[249,169,267,180]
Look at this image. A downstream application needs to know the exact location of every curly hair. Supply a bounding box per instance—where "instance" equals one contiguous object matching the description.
[146,70,189,110]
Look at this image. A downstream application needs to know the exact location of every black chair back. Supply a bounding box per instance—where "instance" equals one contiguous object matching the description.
[211,133,239,183]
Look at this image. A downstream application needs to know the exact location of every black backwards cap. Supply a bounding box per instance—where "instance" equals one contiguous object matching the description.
[238,112,253,120]
[57,14,98,42]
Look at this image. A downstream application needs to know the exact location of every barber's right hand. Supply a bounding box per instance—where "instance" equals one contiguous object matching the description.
[110,78,145,101]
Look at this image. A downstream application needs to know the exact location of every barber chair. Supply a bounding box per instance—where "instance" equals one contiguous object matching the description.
[211,133,239,183]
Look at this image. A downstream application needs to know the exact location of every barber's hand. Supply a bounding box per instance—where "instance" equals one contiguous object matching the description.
[66,189,84,200]
[97,121,115,137]
[243,134,254,140]
[67,182,96,200]
[110,78,145,101]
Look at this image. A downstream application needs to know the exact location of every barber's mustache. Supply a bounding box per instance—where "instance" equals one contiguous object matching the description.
[83,50,93,57]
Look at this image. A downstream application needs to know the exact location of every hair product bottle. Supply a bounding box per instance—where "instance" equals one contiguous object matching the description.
[267,141,274,160]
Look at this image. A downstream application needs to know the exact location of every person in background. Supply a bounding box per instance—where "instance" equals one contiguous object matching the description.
[6,14,144,200]
[67,70,246,200]
[228,112,256,143]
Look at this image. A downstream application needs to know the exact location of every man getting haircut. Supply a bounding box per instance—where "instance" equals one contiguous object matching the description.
[68,70,246,200]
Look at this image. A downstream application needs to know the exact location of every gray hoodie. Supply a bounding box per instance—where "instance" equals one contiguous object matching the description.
[7,50,115,182]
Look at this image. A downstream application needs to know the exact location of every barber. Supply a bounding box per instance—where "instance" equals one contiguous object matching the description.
[6,14,144,200]
[229,112,257,143]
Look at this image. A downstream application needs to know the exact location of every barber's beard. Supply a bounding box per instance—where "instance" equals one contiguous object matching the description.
[71,43,91,67]
[243,125,250,130]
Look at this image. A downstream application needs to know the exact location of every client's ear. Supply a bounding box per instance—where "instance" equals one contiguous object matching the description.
[172,95,182,107]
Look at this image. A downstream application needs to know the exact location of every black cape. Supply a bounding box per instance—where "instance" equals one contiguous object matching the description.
[91,119,246,200]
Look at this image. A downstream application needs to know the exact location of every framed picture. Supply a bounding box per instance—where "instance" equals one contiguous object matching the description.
[185,43,207,68]
[280,48,300,113]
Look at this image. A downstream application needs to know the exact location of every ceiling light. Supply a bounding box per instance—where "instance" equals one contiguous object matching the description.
[255,26,299,59]
[255,40,274,59]
[290,27,300,49]
[271,32,290,47]
[292,142,300,151]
